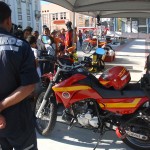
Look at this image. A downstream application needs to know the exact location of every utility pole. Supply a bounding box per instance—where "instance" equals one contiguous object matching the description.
[130,18,132,33]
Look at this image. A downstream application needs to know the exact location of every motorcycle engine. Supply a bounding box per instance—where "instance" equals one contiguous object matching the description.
[73,100,99,128]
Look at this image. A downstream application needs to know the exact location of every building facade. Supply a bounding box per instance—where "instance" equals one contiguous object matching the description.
[41,3,150,34]
[0,0,42,32]
[41,3,96,31]
[114,18,150,33]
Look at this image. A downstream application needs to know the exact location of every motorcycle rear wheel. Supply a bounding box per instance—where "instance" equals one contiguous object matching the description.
[122,117,150,150]
[35,91,57,136]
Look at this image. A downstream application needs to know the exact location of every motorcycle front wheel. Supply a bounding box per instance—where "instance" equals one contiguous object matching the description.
[122,117,150,150]
[82,42,93,53]
[35,91,57,135]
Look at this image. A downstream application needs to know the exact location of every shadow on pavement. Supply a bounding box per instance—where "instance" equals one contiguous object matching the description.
[37,121,133,150]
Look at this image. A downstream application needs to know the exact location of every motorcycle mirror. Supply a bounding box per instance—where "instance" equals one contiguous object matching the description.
[95,48,106,55]
[41,35,51,44]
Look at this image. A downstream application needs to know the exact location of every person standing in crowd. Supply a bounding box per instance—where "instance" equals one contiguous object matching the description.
[44,27,56,57]
[33,30,45,50]
[58,28,66,56]
[51,30,64,56]
[43,27,50,37]
[26,35,41,77]
[26,35,41,100]
[50,30,59,56]
[26,26,33,34]
[65,21,73,48]
[23,26,33,40]
[78,30,83,47]
[0,2,39,149]
[82,30,87,41]
[23,28,31,40]
[33,30,39,41]
[42,27,56,73]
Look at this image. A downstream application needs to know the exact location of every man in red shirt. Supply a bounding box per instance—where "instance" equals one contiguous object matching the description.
[65,21,73,48]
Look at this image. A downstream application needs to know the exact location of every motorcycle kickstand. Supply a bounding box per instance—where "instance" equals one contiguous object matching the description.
[93,125,105,150]
[68,119,77,130]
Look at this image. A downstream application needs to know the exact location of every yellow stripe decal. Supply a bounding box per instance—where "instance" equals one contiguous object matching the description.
[99,98,141,108]
[100,81,110,85]
[118,68,126,77]
[52,86,91,92]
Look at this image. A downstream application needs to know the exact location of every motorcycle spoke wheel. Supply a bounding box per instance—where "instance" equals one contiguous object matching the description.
[82,43,92,53]
[35,92,57,136]
[122,118,150,150]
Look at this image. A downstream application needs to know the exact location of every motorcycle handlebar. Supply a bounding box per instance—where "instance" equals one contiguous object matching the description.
[38,56,56,63]
[38,55,85,71]
[57,59,85,70]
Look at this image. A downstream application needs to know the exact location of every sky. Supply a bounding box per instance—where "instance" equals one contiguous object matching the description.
[40,1,50,5]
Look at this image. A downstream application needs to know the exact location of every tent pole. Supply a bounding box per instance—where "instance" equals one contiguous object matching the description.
[96,15,101,48]
[97,24,99,48]
[72,11,75,45]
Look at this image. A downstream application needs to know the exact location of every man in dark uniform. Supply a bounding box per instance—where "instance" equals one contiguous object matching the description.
[0,2,39,150]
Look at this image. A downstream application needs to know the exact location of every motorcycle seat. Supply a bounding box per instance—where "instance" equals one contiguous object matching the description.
[96,83,146,99]
[77,74,146,99]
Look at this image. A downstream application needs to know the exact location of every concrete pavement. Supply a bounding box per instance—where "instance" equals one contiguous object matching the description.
[37,39,148,150]
[105,39,147,82]
[37,121,133,150]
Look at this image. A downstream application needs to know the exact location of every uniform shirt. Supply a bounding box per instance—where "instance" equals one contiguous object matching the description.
[0,28,39,137]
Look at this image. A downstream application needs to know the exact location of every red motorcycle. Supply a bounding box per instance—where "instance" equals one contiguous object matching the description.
[82,36,113,54]
[35,55,150,150]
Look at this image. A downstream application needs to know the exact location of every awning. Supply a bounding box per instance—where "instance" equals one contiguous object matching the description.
[43,0,150,18]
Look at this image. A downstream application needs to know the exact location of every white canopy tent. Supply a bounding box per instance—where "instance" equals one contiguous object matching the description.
[43,0,150,18]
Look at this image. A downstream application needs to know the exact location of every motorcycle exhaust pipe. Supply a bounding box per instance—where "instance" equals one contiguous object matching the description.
[116,128,148,141]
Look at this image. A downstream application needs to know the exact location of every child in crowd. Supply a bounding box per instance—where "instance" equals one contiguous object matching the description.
[26,35,41,77]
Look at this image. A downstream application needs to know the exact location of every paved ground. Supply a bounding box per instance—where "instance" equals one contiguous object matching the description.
[37,39,148,150]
